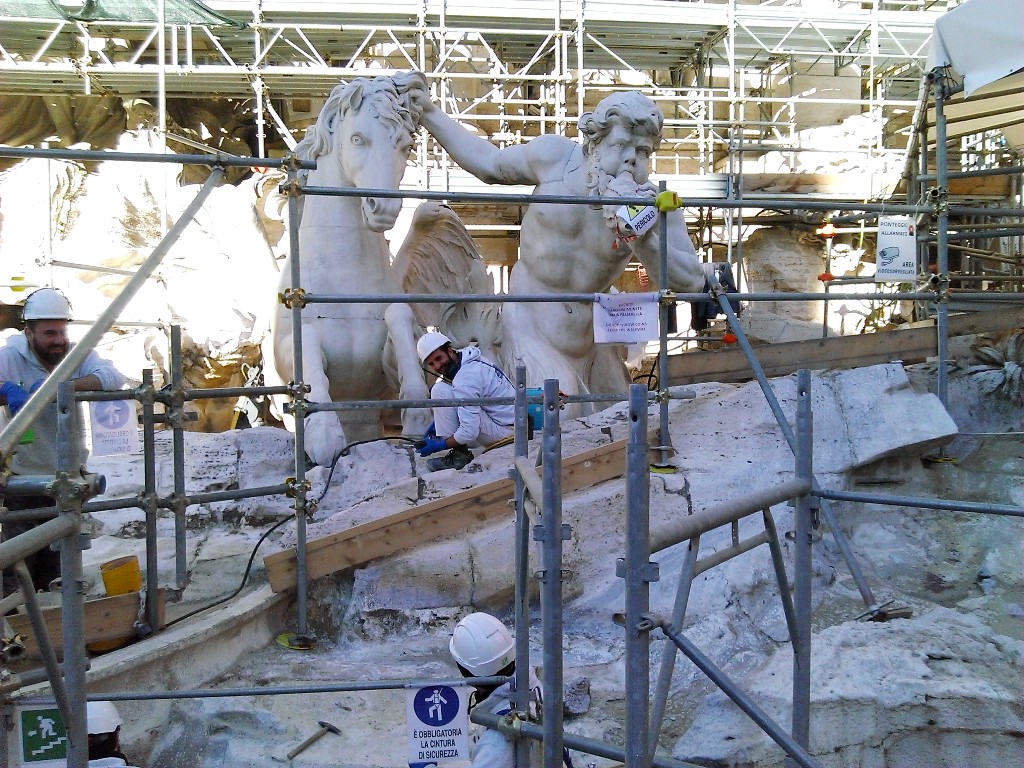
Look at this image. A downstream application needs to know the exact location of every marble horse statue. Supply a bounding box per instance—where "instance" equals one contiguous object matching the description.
[271,73,433,467]
[271,72,500,467]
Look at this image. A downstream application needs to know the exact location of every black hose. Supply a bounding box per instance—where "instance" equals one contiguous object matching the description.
[164,435,420,628]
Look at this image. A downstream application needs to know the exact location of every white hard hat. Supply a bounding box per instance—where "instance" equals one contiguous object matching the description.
[449,612,515,676]
[417,331,452,364]
[22,288,72,321]
[86,700,123,735]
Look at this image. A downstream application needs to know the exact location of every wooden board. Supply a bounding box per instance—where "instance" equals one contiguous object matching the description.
[668,307,1024,386]
[6,589,166,659]
[265,435,642,592]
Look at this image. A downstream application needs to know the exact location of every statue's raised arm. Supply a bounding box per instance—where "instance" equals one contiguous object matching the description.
[406,73,568,187]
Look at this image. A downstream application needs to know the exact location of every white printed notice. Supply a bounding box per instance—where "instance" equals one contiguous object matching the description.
[89,400,140,457]
[594,292,660,343]
[875,216,918,282]
[406,684,471,767]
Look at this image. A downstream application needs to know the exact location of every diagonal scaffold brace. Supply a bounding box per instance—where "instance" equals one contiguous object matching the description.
[708,273,884,619]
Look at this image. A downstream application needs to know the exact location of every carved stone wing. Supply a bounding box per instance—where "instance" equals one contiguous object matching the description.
[393,201,501,354]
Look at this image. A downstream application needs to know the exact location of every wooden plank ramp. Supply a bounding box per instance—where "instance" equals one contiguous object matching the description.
[668,307,1024,386]
[265,434,642,592]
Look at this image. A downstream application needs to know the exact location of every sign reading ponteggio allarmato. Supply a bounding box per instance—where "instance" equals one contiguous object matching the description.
[875,216,919,283]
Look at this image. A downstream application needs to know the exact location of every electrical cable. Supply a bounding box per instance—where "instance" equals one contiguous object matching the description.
[164,435,420,628]
[632,350,660,391]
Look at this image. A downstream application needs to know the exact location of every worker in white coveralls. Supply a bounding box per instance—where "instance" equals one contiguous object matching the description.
[450,612,574,768]
[415,332,515,472]
[87,700,141,766]
[0,288,125,597]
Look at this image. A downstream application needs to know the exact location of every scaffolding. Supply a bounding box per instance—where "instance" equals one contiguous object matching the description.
[1,85,1023,763]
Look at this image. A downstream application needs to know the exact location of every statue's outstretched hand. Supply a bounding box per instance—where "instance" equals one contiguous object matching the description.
[394,71,432,117]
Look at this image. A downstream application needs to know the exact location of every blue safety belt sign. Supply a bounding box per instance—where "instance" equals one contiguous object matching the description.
[89,399,140,456]
[16,706,67,766]
[406,684,470,766]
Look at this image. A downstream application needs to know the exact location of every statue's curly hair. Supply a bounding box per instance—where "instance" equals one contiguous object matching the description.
[295,74,420,164]
[578,92,663,156]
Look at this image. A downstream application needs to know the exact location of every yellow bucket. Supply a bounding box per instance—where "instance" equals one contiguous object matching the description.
[99,556,142,596]
[89,556,142,653]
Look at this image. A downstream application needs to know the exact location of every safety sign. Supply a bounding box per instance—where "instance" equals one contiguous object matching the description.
[875,216,918,282]
[593,291,659,343]
[89,399,140,456]
[406,684,471,767]
[16,706,67,766]
[614,203,658,238]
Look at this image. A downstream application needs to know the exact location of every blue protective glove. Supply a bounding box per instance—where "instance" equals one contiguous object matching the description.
[424,421,436,440]
[416,436,448,457]
[0,381,30,415]
[28,379,44,394]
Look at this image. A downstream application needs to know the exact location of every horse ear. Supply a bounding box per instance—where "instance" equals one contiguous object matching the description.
[339,81,365,117]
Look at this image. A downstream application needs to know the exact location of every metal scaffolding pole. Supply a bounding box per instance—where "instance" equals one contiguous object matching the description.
[0,169,225,460]
[56,382,88,768]
[169,325,188,588]
[141,369,161,633]
[540,378,566,767]
[788,370,813,766]
[512,366,532,768]
[284,155,313,646]
[711,282,879,614]
[931,70,951,409]
[624,383,653,768]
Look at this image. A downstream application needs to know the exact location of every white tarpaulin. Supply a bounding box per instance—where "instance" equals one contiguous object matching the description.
[927,0,1024,97]
[925,0,1024,148]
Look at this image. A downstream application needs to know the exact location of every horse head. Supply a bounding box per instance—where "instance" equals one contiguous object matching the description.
[297,74,425,233]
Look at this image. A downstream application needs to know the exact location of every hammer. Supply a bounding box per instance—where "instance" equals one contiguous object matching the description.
[286,720,341,760]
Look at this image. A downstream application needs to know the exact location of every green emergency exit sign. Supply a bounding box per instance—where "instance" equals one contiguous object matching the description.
[17,707,67,765]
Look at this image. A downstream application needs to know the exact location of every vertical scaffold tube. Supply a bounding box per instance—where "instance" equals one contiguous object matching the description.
[932,75,950,408]
[512,366,531,768]
[142,369,160,631]
[170,325,187,589]
[541,379,565,768]
[286,158,311,640]
[57,382,88,768]
[656,181,673,469]
[625,383,652,768]
[789,370,813,764]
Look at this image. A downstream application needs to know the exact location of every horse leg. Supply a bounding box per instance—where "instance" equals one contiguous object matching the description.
[299,322,347,467]
[384,302,432,436]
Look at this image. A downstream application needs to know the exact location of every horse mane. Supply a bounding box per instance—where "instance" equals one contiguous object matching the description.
[295,74,422,166]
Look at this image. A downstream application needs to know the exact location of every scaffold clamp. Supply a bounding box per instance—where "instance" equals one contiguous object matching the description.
[655,190,681,211]
[280,288,308,309]
[285,477,312,498]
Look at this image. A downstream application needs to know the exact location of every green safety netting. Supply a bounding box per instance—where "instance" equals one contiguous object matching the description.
[0,0,241,26]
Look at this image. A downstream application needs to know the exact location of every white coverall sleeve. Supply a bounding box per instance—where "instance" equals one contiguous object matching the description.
[470,727,514,768]
[78,348,126,391]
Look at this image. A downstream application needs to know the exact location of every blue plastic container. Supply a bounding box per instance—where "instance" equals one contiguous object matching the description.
[526,387,544,430]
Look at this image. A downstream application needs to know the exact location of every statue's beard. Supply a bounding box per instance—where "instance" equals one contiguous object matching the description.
[586,147,639,200]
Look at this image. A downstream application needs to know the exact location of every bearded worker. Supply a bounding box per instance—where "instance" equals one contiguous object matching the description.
[408,80,708,404]
[0,288,125,597]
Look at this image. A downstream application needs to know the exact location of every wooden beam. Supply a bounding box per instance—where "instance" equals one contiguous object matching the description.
[264,434,643,593]
[6,590,165,659]
[667,307,1024,386]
